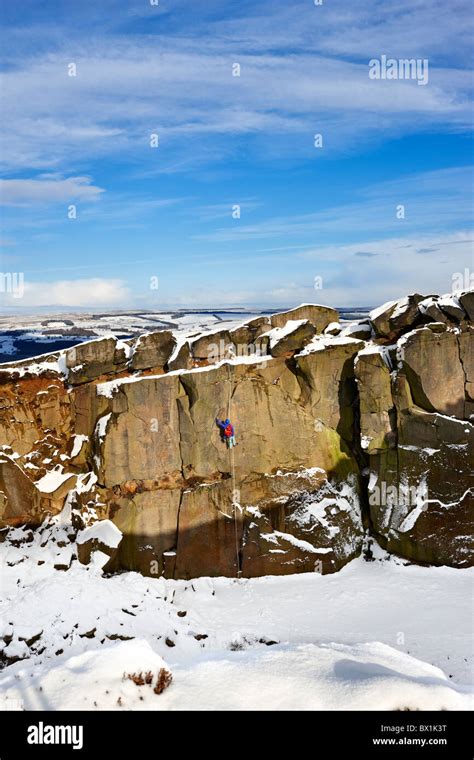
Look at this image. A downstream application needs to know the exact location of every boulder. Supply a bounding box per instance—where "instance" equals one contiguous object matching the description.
[35,469,77,503]
[167,340,193,372]
[340,321,372,340]
[76,519,123,572]
[438,294,467,322]
[0,457,76,528]
[268,320,316,357]
[189,329,233,362]
[269,304,338,333]
[324,322,341,336]
[418,297,451,325]
[230,316,271,346]
[66,338,128,385]
[228,320,270,359]
[458,290,474,321]
[425,322,448,333]
[370,294,424,338]
[129,331,177,371]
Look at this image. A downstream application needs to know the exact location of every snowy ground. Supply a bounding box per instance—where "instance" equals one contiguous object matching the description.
[0,524,472,711]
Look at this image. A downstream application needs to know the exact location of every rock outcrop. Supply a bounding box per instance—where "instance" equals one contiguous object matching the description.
[356,319,473,567]
[0,295,472,575]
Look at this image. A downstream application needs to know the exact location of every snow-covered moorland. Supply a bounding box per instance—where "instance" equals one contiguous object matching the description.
[0,514,472,711]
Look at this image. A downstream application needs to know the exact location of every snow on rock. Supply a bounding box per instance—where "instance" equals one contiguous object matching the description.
[35,468,76,494]
[355,343,394,370]
[296,334,363,356]
[94,413,112,443]
[262,319,307,349]
[324,321,341,335]
[0,353,67,379]
[115,339,133,359]
[273,466,326,479]
[369,299,397,322]
[418,296,438,314]
[70,434,88,458]
[167,334,188,366]
[75,472,98,494]
[438,294,462,311]
[76,520,123,549]
[2,640,30,662]
[263,531,321,554]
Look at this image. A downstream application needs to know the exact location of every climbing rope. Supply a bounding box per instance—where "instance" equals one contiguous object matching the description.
[226,362,242,578]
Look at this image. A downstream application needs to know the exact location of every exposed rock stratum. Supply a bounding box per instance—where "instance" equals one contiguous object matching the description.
[0,295,472,577]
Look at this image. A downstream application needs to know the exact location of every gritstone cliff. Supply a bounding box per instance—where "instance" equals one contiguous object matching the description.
[0,292,472,577]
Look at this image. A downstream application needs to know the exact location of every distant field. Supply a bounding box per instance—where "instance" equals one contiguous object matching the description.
[0,307,371,363]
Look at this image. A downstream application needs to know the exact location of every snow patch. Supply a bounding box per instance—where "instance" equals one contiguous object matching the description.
[35,468,75,494]
[77,520,123,549]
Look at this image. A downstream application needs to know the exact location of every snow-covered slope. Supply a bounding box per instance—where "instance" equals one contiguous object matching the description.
[0,524,472,711]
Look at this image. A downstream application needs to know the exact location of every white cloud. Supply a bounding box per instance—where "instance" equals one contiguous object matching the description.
[1,32,471,171]
[4,278,131,308]
[0,177,104,206]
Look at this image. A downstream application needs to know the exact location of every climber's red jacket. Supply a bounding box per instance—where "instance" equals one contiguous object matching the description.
[216,418,235,437]
[224,422,234,438]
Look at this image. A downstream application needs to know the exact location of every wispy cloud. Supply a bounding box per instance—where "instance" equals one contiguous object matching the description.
[1,4,472,173]
[0,176,104,206]
[192,167,473,243]
[0,0,472,310]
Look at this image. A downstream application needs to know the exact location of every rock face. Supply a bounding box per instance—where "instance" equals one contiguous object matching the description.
[356,322,474,568]
[0,457,42,526]
[0,295,472,575]
[399,329,466,418]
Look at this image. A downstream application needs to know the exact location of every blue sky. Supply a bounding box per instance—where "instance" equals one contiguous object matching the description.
[0,0,473,310]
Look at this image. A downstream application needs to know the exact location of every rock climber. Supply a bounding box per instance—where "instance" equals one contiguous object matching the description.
[216,417,236,448]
